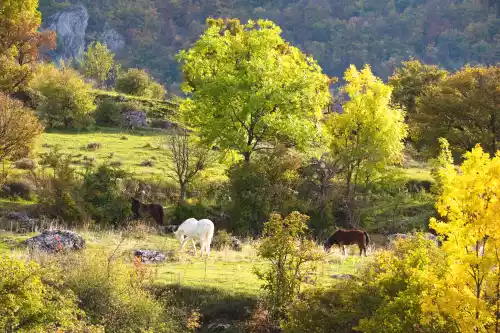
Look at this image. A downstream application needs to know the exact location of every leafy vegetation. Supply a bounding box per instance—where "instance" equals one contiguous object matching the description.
[0,93,43,167]
[82,41,116,87]
[179,18,332,162]
[0,0,55,93]
[30,63,95,129]
[116,68,166,100]
[37,0,500,90]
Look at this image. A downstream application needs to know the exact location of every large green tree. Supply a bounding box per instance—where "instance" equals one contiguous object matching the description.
[178,18,332,162]
[82,41,115,87]
[414,65,500,158]
[389,59,448,120]
[326,65,407,226]
[0,0,55,93]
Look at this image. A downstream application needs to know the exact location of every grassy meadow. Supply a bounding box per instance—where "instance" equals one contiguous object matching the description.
[0,226,370,297]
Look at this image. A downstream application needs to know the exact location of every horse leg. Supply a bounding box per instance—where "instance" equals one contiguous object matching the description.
[200,241,205,258]
[191,238,197,256]
[179,236,189,252]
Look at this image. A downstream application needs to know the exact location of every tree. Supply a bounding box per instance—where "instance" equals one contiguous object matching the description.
[325,65,407,226]
[165,129,215,202]
[413,65,500,159]
[389,59,448,121]
[0,0,55,93]
[254,211,323,324]
[425,142,500,332]
[178,18,332,162]
[82,41,115,87]
[0,92,43,166]
[115,68,166,99]
[30,63,95,129]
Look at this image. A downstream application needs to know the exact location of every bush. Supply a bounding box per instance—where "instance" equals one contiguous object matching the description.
[1,180,34,200]
[255,212,323,323]
[62,252,180,332]
[30,63,95,129]
[212,229,233,250]
[229,147,302,236]
[94,99,122,126]
[36,148,85,223]
[284,235,455,333]
[169,201,212,225]
[0,256,95,332]
[80,163,131,226]
[0,93,44,165]
[116,68,166,99]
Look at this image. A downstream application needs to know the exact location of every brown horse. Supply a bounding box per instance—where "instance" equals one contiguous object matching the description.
[131,198,164,225]
[324,229,370,256]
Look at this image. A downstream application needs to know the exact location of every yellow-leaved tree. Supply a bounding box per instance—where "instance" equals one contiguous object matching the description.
[425,140,500,332]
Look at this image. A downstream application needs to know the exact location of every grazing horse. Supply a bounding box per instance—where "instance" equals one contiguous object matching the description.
[324,229,370,256]
[174,218,215,257]
[131,198,164,225]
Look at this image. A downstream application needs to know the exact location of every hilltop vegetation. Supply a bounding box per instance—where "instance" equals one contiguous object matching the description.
[38,0,500,90]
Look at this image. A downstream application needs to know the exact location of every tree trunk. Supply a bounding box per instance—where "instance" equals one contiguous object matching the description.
[180,182,187,203]
[243,151,251,163]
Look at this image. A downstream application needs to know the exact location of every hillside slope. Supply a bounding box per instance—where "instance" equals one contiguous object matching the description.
[38,0,500,92]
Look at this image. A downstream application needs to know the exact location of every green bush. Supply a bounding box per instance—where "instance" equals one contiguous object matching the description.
[62,252,181,332]
[36,148,85,223]
[284,283,383,333]
[30,63,95,129]
[0,256,97,332]
[229,147,302,236]
[94,99,122,126]
[285,235,455,333]
[81,163,131,227]
[169,201,212,225]
[211,229,233,250]
[116,68,166,99]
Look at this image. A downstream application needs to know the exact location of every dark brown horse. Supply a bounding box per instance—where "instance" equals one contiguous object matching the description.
[131,198,164,225]
[324,229,370,256]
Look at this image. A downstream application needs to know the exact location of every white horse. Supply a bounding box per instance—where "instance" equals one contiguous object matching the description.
[174,218,215,257]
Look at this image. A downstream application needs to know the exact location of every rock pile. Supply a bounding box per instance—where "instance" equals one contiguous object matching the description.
[25,230,85,253]
[134,250,166,263]
[121,110,147,128]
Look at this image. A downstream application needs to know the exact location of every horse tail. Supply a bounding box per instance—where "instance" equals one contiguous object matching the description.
[364,231,370,246]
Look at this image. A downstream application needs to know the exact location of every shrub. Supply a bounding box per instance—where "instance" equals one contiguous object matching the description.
[284,235,455,333]
[116,68,166,99]
[0,256,93,332]
[13,158,37,170]
[94,99,122,126]
[36,148,85,223]
[80,163,131,226]
[30,63,95,129]
[0,93,44,165]
[229,147,302,235]
[1,180,34,200]
[212,229,233,250]
[62,252,181,332]
[255,211,323,323]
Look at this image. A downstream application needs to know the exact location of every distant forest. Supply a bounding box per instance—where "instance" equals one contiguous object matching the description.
[39,0,500,90]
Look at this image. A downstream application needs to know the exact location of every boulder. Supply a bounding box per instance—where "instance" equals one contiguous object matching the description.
[7,211,31,223]
[121,110,147,128]
[45,4,89,61]
[98,22,125,53]
[134,250,166,264]
[25,230,85,252]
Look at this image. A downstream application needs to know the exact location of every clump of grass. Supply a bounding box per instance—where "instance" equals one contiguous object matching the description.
[86,142,102,150]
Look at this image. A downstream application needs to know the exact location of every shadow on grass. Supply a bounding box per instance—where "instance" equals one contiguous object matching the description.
[150,284,258,326]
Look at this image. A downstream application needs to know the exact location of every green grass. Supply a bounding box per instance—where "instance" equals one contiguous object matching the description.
[34,128,226,183]
[0,228,365,296]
